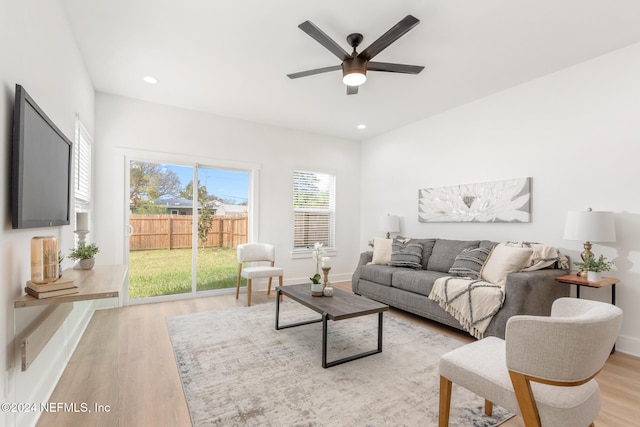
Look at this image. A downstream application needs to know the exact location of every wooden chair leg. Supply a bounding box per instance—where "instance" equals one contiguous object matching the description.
[236,265,242,300]
[267,277,273,295]
[439,376,452,427]
[279,276,283,302]
[247,279,252,307]
[509,371,541,427]
[485,399,493,416]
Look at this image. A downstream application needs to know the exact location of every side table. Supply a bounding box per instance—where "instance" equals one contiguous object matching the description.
[554,274,619,305]
[555,274,619,353]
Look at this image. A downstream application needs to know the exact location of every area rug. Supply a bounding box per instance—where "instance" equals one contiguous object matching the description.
[166,301,514,426]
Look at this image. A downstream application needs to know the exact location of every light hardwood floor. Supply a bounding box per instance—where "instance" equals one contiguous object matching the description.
[38,282,640,427]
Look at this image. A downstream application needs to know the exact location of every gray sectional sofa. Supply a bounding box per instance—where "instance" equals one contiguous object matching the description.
[351,238,570,339]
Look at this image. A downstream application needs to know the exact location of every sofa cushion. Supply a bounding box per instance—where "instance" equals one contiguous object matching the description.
[360,264,408,287]
[479,240,498,250]
[370,238,392,265]
[389,238,423,269]
[410,238,437,269]
[391,270,449,297]
[427,239,481,273]
[481,243,533,285]
[395,236,437,269]
[448,247,492,279]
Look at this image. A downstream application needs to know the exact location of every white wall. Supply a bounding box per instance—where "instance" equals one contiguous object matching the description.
[94,94,361,290]
[0,0,95,425]
[360,42,640,356]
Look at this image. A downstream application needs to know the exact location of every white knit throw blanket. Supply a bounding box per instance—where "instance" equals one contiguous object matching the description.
[429,276,505,339]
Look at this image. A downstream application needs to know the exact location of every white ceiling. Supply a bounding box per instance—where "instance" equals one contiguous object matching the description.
[61,0,640,141]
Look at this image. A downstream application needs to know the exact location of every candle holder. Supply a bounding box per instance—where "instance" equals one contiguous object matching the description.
[75,230,90,246]
[322,267,333,297]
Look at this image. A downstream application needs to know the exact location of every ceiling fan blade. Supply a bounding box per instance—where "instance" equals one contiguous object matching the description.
[287,65,342,79]
[347,85,359,95]
[367,62,425,74]
[358,15,420,61]
[298,21,351,61]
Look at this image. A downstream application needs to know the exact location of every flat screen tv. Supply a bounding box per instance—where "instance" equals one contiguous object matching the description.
[12,84,72,229]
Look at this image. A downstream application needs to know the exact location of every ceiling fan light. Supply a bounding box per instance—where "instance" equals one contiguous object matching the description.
[343,71,367,86]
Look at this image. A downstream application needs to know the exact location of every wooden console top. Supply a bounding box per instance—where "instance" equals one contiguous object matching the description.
[14,264,128,308]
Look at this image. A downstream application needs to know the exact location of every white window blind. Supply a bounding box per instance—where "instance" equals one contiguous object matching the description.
[293,170,335,251]
[74,118,92,236]
[74,119,92,204]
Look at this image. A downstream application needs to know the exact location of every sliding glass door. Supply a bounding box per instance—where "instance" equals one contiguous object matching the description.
[127,160,250,303]
[195,166,249,292]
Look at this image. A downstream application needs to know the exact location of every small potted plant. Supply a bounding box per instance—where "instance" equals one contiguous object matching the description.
[58,250,65,278]
[573,254,613,282]
[310,242,325,296]
[68,243,100,270]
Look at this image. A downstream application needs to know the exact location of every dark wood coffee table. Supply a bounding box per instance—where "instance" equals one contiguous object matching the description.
[275,284,389,368]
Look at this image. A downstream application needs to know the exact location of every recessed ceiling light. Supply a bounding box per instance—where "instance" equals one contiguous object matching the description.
[143,76,158,84]
[357,124,367,130]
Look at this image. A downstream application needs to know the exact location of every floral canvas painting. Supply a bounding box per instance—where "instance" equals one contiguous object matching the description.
[418,177,531,223]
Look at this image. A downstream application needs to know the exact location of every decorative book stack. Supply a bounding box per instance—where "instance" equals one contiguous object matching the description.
[25,277,78,299]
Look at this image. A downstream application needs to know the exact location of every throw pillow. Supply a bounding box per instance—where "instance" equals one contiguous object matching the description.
[480,244,533,286]
[427,239,481,273]
[370,238,393,265]
[389,237,423,269]
[448,247,492,280]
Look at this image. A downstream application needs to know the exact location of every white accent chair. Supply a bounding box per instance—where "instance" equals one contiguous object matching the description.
[236,243,283,306]
[438,297,622,427]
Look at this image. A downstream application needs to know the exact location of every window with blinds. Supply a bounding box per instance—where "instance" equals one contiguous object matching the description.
[293,170,336,251]
[74,118,92,226]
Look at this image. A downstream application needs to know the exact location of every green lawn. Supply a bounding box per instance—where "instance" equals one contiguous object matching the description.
[128,247,244,299]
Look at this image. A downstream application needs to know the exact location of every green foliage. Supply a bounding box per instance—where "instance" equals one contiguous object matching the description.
[133,200,168,214]
[573,254,613,272]
[198,208,214,249]
[68,243,100,260]
[179,180,213,203]
[310,273,322,284]
[128,248,242,298]
[129,161,182,208]
[177,179,217,249]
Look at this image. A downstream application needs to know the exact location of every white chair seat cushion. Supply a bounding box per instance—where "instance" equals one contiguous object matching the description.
[241,266,283,280]
[440,337,600,427]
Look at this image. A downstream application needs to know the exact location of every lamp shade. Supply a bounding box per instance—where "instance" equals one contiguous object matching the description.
[378,214,400,234]
[342,57,367,86]
[563,210,616,242]
[343,72,367,86]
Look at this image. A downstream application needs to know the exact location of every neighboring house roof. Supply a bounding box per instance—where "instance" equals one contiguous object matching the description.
[215,203,248,215]
[154,197,196,209]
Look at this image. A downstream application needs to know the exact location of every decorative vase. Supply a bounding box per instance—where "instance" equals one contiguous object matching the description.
[31,236,59,284]
[587,271,602,282]
[77,258,95,270]
[311,282,324,296]
[323,286,334,297]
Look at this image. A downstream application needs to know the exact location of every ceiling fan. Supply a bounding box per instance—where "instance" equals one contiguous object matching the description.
[287,15,425,95]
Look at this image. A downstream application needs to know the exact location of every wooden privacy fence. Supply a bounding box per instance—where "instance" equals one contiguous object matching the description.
[129,214,248,251]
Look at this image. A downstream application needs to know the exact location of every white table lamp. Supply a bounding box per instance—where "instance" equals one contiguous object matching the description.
[564,208,616,276]
[378,214,400,239]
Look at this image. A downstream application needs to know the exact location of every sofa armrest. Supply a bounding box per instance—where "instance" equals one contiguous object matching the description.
[488,269,570,339]
[352,251,373,294]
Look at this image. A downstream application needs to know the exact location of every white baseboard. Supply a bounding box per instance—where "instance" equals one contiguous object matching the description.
[615,334,640,357]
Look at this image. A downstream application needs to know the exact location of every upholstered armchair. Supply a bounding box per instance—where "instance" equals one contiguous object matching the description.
[236,243,283,306]
[439,297,622,427]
